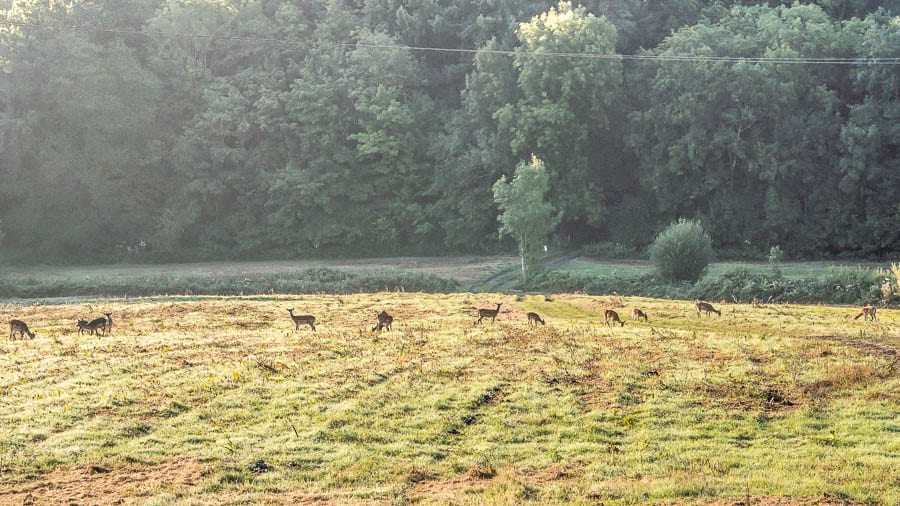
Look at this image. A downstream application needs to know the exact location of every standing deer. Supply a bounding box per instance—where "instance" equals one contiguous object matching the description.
[526,312,545,326]
[86,316,107,336]
[9,319,35,340]
[104,312,113,334]
[373,310,393,331]
[287,309,316,331]
[77,319,91,335]
[604,309,625,327]
[853,306,877,321]
[632,308,648,322]
[695,301,721,317]
[476,303,502,325]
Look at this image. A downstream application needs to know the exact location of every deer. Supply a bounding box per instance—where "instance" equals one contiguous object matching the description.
[476,303,502,325]
[632,308,648,322]
[695,300,721,317]
[77,319,92,335]
[853,306,877,321]
[85,315,108,335]
[9,319,35,340]
[287,309,316,331]
[604,309,625,327]
[104,312,113,334]
[372,310,393,331]
[526,312,545,326]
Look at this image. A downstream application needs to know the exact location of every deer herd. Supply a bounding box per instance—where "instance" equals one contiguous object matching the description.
[6,300,881,340]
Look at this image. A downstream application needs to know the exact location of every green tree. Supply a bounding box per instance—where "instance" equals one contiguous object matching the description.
[492,155,561,280]
[497,1,627,242]
[628,4,851,255]
[836,11,900,256]
[0,3,163,259]
[649,218,713,283]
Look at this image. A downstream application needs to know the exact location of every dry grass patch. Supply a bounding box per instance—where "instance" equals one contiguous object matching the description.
[0,457,203,505]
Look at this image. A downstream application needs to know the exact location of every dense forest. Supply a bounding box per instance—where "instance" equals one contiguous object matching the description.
[0,0,898,263]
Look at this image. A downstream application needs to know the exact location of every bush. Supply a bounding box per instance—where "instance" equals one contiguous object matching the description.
[648,219,714,283]
[581,242,641,259]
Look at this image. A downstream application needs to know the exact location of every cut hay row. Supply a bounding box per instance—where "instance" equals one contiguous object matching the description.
[0,293,896,505]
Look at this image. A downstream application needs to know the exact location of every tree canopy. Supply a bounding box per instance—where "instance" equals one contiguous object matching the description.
[0,0,897,262]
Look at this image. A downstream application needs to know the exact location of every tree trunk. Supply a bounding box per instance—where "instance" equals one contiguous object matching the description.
[520,234,527,280]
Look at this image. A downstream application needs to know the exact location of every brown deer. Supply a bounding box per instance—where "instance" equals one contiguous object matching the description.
[85,316,107,335]
[695,301,721,317]
[104,312,113,334]
[853,306,877,321]
[372,310,393,331]
[604,309,625,327]
[287,309,316,331]
[526,312,545,326]
[476,303,502,324]
[632,308,648,322]
[9,319,35,340]
[77,319,92,335]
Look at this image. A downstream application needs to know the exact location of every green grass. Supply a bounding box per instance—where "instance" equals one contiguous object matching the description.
[1,294,897,504]
[1,256,891,298]
[562,258,890,280]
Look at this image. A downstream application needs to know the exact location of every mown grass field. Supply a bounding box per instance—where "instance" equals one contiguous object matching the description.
[0,294,897,505]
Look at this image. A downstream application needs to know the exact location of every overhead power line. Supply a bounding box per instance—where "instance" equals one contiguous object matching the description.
[2,19,899,65]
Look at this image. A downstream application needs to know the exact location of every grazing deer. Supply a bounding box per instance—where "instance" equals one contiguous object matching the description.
[476,303,502,325]
[9,319,35,340]
[526,312,545,326]
[632,308,648,322]
[604,309,625,327]
[853,306,877,321]
[104,312,113,334]
[695,301,721,317]
[372,310,393,331]
[77,319,92,335]
[86,316,107,335]
[287,309,316,331]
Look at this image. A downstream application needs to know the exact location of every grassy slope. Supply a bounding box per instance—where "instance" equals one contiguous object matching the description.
[0,294,897,505]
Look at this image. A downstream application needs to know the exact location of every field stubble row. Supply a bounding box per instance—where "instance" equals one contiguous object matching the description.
[0,293,897,505]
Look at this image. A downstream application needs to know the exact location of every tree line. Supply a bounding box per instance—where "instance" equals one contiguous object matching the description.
[0,0,897,263]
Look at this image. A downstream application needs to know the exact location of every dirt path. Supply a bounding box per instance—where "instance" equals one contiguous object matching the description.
[802,335,898,358]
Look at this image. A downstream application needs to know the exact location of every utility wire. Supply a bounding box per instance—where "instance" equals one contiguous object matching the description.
[2,19,899,65]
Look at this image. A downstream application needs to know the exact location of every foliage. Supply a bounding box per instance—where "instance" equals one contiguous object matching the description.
[648,218,713,283]
[580,241,641,259]
[492,155,561,279]
[768,245,784,279]
[519,266,889,306]
[0,1,898,262]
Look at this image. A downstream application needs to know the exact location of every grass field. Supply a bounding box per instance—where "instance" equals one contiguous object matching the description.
[0,257,516,288]
[559,259,891,280]
[0,293,897,505]
[2,256,891,298]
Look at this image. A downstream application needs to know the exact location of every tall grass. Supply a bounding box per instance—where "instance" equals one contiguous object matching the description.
[0,267,459,299]
[521,265,895,306]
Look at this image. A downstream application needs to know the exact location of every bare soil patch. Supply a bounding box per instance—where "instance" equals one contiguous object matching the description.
[802,335,898,358]
[0,457,204,506]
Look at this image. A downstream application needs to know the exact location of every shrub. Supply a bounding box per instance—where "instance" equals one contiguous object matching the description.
[648,219,713,283]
